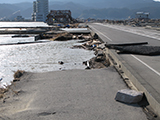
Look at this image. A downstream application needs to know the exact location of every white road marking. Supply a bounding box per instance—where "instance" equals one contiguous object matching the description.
[95,23,160,41]
[90,26,112,41]
[131,55,160,76]
[90,24,160,77]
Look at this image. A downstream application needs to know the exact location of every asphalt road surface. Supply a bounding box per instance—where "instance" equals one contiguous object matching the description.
[0,68,147,120]
[89,23,160,106]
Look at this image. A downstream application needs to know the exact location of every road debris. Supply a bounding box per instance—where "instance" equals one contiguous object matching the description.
[115,89,143,104]
[71,33,110,69]
[58,61,64,65]
[13,70,25,82]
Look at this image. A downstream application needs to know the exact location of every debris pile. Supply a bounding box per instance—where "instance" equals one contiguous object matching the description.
[36,30,91,41]
[105,19,160,28]
[72,33,110,69]
[84,50,110,69]
[53,32,73,41]
[0,88,8,99]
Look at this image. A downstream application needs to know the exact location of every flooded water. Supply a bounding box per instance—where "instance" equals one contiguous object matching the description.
[0,22,49,27]
[0,22,95,87]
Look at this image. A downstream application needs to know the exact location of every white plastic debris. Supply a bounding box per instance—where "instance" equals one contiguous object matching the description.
[115,89,143,104]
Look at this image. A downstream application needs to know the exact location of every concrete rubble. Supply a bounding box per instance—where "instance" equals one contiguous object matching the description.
[105,19,160,29]
[71,33,110,69]
[115,89,143,104]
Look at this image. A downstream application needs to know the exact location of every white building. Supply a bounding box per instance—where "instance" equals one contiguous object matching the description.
[32,0,49,22]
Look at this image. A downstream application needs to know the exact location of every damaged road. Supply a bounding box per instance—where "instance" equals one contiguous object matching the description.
[89,23,160,117]
[0,24,157,120]
[105,42,160,56]
[0,68,148,120]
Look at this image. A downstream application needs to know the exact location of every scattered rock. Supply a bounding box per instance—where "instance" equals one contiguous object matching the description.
[95,56,104,62]
[72,39,102,51]
[55,35,72,41]
[93,33,99,39]
[83,61,87,66]
[38,112,56,116]
[77,34,84,39]
[72,35,77,39]
[71,32,110,69]
[97,43,106,50]
[58,61,64,65]
[85,66,91,69]
[96,50,104,57]
[13,70,24,82]
[0,87,10,99]
[13,78,20,82]
[115,89,143,104]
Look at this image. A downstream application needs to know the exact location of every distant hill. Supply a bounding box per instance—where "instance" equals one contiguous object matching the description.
[0,0,160,20]
[0,2,32,20]
[79,0,153,8]
[79,7,160,19]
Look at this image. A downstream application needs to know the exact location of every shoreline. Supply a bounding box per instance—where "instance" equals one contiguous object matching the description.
[0,25,109,92]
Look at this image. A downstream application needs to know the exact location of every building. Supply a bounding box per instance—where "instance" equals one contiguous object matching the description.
[136,12,150,20]
[46,10,74,24]
[14,16,24,21]
[32,0,49,22]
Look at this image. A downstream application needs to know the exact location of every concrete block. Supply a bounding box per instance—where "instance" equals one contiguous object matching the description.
[115,89,143,104]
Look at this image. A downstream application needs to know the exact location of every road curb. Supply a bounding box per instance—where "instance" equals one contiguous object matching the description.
[90,23,160,119]
[89,26,160,117]
[105,47,160,118]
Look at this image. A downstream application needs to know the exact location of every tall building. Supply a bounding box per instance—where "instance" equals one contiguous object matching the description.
[32,0,49,22]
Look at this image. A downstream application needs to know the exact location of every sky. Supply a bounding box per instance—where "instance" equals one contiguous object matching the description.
[0,0,40,3]
[0,0,159,3]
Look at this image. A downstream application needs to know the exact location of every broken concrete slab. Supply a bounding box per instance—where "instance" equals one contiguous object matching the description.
[115,89,143,104]
[60,28,90,34]
[105,42,148,48]
[105,42,160,56]
[113,45,160,56]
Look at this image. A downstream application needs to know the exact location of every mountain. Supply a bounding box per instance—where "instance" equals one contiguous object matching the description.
[0,2,32,20]
[79,6,160,19]
[81,0,153,8]
[0,0,160,20]
[79,8,133,19]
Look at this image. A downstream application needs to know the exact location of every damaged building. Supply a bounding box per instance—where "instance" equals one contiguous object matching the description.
[136,12,150,20]
[46,10,75,25]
